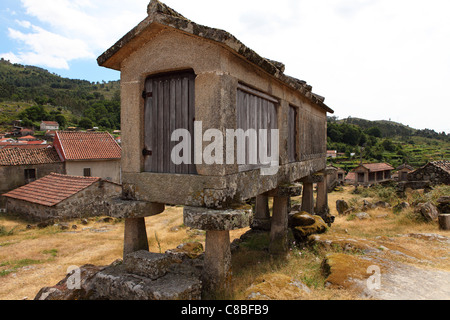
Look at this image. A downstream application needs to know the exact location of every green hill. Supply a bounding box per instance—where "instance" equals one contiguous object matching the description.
[0,58,120,131]
[327,116,449,170]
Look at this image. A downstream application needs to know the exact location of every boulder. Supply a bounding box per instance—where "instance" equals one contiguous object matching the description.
[374,201,391,208]
[292,215,328,242]
[393,202,410,212]
[289,212,316,228]
[355,212,371,220]
[414,202,440,222]
[336,200,349,215]
[124,251,179,279]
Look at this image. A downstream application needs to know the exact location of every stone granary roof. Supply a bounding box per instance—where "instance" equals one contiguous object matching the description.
[3,173,101,207]
[97,0,334,115]
[0,147,61,166]
[54,131,121,161]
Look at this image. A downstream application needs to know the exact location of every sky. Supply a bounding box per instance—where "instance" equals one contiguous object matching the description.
[1,0,449,133]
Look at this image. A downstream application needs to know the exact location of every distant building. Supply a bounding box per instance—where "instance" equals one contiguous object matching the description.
[396,163,414,182]
[3,173,122,222]
[408,161,450,185]
[327,150,337,158]
[347,163,394,186]
[40,121,59,131]
[54,131,122,183]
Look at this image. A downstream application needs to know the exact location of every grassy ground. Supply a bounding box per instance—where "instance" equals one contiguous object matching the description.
[0,186,448,300]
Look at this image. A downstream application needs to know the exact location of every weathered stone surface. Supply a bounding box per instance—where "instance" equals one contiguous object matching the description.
[414,202,440,222]
[292,215,328,242]
[106,198,165,218]
[393,202,410,212]
[437,196,450,213]
[289,212,316,228]
[183,206,252,231]
[165,242,204,260]
[374,201,391,208]
[266,184,302,197]
[438,214,450,231]
[336,200,349,215]
[90,262,202,300]
[124,251,179,279]
[355,212,370,220]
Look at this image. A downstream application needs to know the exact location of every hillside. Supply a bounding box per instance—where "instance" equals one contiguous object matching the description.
[0,59,120,131]
[327,116,450,170]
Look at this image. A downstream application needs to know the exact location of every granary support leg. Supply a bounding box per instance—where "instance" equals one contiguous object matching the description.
[123,218,149,257]
[269,195,289,254]
[301,182,315,214]
[252,194,271,231]
[315,169,335,226]
[183,206,252,296]
[267,184,302,255]
[204,230,232,293]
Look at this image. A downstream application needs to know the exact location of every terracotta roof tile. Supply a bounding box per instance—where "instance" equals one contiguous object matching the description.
[3,174,101,207]
[55,131,121,161]
[360,163,394,172]
[0,147,62,166]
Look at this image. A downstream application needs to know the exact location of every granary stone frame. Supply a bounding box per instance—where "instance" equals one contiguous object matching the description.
[99,0,333,209]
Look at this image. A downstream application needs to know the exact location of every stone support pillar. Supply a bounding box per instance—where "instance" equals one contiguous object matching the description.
[252,194,271,231]
[270,195,289,254]
[123,218,149,257]
[301,182,315,214]
[183,206,252,296]
[267,184,302,255]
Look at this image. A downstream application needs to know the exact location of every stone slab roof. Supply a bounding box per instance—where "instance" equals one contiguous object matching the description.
[2,173,101,207]
[431,160,450,174]
[97,0,334,114]
[0,147,62,166]
[55,131,121,161]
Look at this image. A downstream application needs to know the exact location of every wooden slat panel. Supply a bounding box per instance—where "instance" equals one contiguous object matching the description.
[144,71,196,174]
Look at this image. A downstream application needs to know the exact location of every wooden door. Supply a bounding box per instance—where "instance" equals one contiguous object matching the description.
[236,83,278,172]
[143,71,197,174]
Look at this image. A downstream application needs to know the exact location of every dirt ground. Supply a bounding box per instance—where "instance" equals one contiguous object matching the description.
[0,186,449,300]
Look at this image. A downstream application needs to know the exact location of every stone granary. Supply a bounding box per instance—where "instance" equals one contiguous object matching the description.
[97,0,334,293]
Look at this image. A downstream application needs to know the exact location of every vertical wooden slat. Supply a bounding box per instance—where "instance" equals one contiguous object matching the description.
[188,74,196,174]
[158,80,164,173]
[175,78,183,174]
[144,79,153,172]
[163,80,170,173]
[151,80,159,172]
[169,79,176,174]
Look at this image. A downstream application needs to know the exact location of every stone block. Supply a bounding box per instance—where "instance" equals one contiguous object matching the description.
[183,206,252,231]
[124,251,179,279]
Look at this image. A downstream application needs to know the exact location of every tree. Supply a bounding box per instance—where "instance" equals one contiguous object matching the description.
[366,126,382,138]
[79,117,93,129]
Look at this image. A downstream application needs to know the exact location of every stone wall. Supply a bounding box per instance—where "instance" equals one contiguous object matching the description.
[408,163,450,185]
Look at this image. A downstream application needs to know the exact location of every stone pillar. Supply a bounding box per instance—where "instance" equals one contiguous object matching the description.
[183,206,252,296]
[123,218,149,257]
[267,184,302,255]
[302,182,314,214]
[204,230,232,293]
[252,194,271,231]
[316,179,328,215]
[270,195,289,254]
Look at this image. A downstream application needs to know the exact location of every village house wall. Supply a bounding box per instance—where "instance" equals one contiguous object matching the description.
[0,163,65,206]
[65,160,121,184]
[119,28,328,207]
[5,180,122,222]
[408,163,450,185]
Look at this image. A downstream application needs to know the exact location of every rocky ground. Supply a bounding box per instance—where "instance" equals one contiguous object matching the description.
[1,186,449,300]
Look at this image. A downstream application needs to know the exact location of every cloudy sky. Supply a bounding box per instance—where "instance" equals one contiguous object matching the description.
[1,0,449,133]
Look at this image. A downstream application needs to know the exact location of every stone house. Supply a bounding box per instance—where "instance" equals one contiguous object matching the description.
[0,147,65,206]
[396,163,414,182]
[53,131,122,184]
[97,0,335,293]
[40,121,60,131]
[3,173,122,222]
[408,161,450,185]
[348,163,394,186]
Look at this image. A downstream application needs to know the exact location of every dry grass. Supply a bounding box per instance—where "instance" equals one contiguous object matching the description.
[0,185,448,300]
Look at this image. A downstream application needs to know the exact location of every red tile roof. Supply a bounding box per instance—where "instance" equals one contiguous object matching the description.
[359,163,394,172]
[3,173,100,207]
[41,121,59,126]
[0,147,62,166]
[55,131,121,161]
